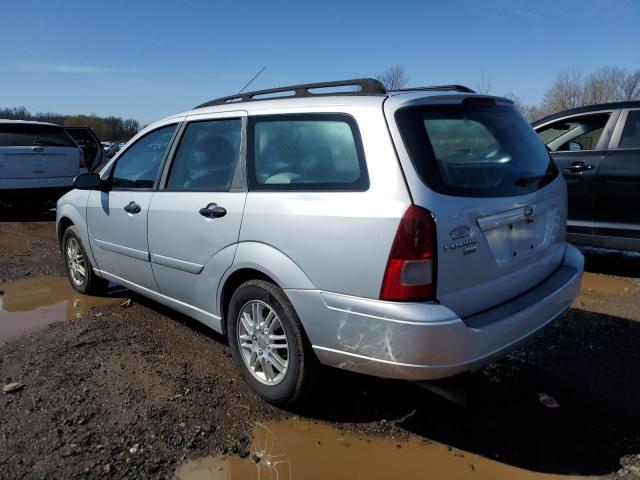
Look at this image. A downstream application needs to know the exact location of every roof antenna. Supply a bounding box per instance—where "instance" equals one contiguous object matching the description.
[238,67,266,94]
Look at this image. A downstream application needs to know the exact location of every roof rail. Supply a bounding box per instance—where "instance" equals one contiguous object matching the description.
[195,78,386,108]
[390,85,476,94]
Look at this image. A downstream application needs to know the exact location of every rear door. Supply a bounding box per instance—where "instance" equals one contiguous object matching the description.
[595,108,640,249]
[389,98,569,318]
[86,122,180,291]
[65,127,104,171]
[147,111,246,311]
[0,123,80,179]
[534,111,618,236]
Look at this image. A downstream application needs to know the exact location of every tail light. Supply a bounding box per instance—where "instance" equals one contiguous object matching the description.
[380,205,436,301]
[79,149,87,169]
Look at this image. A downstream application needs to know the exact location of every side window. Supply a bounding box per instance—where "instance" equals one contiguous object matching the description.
[111,124,176,189]
[249,114,367,190]
[537,113,610,152]
[619,110,640,149]
[166,118,241,190]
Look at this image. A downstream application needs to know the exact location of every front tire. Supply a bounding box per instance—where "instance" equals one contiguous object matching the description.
[228,280,318,404]
[62,226,108,295]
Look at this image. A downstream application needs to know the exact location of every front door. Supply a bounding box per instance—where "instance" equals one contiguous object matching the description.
[147,112,246,315]
[535,111,617,235]
[87,123,179,291]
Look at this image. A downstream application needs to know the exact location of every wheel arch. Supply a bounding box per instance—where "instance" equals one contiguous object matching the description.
[219,268,274,335]
[217,242,315,335]
[56,202,97,270]
[57,216,74,251]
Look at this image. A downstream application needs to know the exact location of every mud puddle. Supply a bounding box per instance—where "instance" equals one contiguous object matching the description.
[175,419,585,480]
[573,272,640,321]
[0,276,122,343]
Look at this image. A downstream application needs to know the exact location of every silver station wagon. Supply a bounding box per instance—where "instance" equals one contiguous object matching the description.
[57,79,583,404]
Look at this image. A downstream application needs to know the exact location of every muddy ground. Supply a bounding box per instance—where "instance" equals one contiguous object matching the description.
[1,210,640,479]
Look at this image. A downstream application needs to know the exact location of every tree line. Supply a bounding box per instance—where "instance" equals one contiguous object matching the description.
[507,67,640,121]
[3,66,638,135]
[375,65,640,121]
[0,107,141,142]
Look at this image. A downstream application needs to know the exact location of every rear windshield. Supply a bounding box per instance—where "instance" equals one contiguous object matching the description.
[0,124,77,148]
[395,102,557,197]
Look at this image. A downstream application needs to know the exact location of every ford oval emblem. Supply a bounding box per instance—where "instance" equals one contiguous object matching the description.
[449,225,471,239]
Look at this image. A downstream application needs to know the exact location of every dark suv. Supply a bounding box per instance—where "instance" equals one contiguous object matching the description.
[533,102,640,254]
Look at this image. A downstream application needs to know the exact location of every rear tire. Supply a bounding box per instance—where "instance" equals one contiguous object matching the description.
[228,279,319,404]
[62,226,109,295]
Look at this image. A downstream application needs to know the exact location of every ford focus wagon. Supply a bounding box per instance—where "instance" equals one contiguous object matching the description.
[56,79,583,404]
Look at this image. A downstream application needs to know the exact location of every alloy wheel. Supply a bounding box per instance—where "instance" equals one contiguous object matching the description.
[237,300,289,385]
[66,237,86,286]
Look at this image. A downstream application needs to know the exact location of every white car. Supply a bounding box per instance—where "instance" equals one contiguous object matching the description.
[101,141,120,158]
[0,120,85,205]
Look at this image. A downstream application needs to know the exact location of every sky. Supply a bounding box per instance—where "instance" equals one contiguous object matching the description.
[0,0,638,125]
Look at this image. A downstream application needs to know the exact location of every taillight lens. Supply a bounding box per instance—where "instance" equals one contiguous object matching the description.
[380,205,436,301]
[79,150,87,169]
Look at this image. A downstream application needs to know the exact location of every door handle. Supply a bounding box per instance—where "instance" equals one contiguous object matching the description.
[565,161,594,173]
[124,201,141,214]
[199,203,227,219]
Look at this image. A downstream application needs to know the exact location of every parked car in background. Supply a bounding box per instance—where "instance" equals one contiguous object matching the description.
[0,120,86,205]
[57,79,583,404]
[101,142,114,157]
[65,127,105,171]
[533,101,640,254]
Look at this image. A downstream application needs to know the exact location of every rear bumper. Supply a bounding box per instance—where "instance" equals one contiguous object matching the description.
[285,243,583,381]
[0,177,76,202]
[0,187,72,203]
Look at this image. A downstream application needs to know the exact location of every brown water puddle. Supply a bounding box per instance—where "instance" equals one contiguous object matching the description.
[573,272,640,322]
[174,419,586,480]
[0,276,121,343]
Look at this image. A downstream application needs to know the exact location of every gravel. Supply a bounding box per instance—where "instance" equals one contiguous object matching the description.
[1,212,640,479]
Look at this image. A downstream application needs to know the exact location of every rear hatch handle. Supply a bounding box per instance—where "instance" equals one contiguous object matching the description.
[476,205,535,232]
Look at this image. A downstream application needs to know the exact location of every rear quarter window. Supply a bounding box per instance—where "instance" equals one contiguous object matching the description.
[395,102,557,197]
[0,124,77,148]
[248,114,368,191]
[619,110,640,149]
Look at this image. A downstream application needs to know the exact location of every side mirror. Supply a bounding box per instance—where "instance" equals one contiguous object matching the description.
[73,172,103,190]
[568,141,582,151]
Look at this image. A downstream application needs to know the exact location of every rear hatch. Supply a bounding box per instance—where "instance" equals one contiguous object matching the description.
[65,127,104,172]
[0,123,81,179]
[388,96,567,318]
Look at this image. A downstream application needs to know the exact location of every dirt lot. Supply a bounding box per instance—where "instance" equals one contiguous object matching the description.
[1,210,640,479]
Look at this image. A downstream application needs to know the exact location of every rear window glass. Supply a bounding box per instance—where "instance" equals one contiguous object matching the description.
[619,110,640,149]
[395,102,557,197]
[248,114,368,191]
[0,123,77,147]
[166,118,241,191]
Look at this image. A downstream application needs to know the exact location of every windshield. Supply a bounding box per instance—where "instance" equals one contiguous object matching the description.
[0,124,78,148]
[395,102,557,197]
